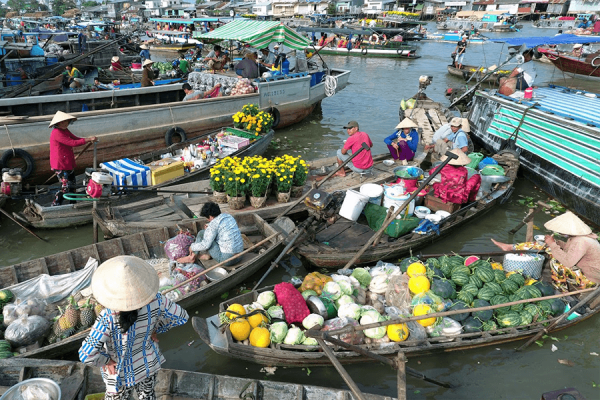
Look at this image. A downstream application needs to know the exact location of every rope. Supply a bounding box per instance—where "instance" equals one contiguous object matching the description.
[324,74,337,97]
[169,106,175,128]
[4,125,15,156]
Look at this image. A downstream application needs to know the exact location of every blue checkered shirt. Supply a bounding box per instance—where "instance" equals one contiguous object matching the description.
[190,213,243,255]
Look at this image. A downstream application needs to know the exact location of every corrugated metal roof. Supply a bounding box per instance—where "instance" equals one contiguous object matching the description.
[524,86,600,127]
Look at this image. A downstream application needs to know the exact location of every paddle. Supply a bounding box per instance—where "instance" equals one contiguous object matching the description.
[0,207,47,242]
[341,150,458,270]
[42,142,93,185]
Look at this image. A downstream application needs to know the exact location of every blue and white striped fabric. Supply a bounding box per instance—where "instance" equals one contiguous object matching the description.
[524,86,600,127]
[100,159,151,189]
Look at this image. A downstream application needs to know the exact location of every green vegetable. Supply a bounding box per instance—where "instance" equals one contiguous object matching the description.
[283,326,305,345]
[269,321,288,344]
[302,337,319,346]
[322,282,342,300]
[431,278,455,299]
[351,268,372,288]
[257,291,276,308]
[496,311,522,327]
[477,286,495,301]
[337,280,354,296]
[475,266,495,283]
[472,299,492,321]
[448,301,470,322]
[0,290,13,304]
[360,312,386,339]
[336,294,354,307]
[508,273,525,287]
[267,305,285,320]
[302,314,324,330]
[338,303,361,320]
[462,316,483,333]
[451,271,469,286]
[533,281,554,297]
[301,290,318,300]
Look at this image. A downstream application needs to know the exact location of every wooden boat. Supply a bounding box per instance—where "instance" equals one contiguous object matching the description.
[312,44,419,59]
[0,358,395,400]
[538,48,600,80]
[0,214,282,359]
[148,30,199,53]
[13,129,274,229]
[447,64,510,85]
[532,19,576,30]
[193,251,600,367]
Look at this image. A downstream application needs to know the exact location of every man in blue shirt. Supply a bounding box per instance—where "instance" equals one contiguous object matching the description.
[430,117,469,161]
[446,117,469,153]
[139,44,151,62]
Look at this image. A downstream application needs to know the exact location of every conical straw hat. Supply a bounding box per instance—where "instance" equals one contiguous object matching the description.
[544,211,592,236]
[91,256,160,312]
[111,56,119,63]
[49,111,77,128]
[461,118,471,133]
[440,148,471,166]
[143,59,154,67]
[395,117,418,130]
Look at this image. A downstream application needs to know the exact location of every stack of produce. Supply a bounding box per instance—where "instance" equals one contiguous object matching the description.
[46,296,104,344]
[230,78,256,96]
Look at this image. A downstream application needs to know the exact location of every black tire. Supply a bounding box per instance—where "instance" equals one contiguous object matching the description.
[458,25,463,29]
[269,107,280,129]
[361,47,367,55]
[558,23,562,27]
[0,149,34,179]
[397,48,403,55]
[443,23,447,29]
[165,127,187,146]
[489,27,493,32]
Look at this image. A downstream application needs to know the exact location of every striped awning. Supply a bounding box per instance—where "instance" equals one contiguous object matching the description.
[198,20,310,50]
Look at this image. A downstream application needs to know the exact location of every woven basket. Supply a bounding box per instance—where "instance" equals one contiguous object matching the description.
[227,195,246,210]
[503,253,544,279]
[276,191,291,203]
[212,191,227,204]
[291,185,304,198]
[249,195,267,208]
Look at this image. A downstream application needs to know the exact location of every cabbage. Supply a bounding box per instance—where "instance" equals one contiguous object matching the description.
[301,290,318,300]
[336,294,354,307]
[302,314,324,330]
[360,312,386,339]
[322,281,342,300]
[360,306,377,317]
[245,302,263,313]
[269,321,288,344]
[283,325,305,345]
[257,291,276,308]
[267,305,285,320]
[302,337,319,346]
[338,280,353,296]
[351,268,371,288]
[338,303,361,320]
[361,309,381,321]
[349,276,360,290]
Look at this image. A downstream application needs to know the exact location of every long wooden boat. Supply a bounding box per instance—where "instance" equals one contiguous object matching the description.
[193,251,600,367]
[468,85,600,227]
[0,358,394,400]
[447,64,510,85]
[532,19,576,30]
[537,48,600,80]
[312,44,419,59]
[0,214,282,359]
[0,68,350,184]
[13,129,274,229]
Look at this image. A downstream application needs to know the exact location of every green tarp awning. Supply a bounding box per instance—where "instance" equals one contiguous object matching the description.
[197,20,310,50]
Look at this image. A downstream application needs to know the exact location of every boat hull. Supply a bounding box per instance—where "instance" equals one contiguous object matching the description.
[446,64,508,84]
[538,49,600,80]
[313,45,419,58]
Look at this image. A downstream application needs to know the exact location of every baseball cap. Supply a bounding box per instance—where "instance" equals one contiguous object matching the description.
[343,121,359,129]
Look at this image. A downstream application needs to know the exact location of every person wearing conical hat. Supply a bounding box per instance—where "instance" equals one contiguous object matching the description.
[79,256,189,399]
[139,44,151,63]
[110,56,123,72]
[49,111,97,206]
[383,118,420,162]
[426,117,470,162]
[431,148,481,205]
[141,59,155,87]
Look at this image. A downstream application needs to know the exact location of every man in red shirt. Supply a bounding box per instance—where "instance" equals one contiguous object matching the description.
[336,121,373,177]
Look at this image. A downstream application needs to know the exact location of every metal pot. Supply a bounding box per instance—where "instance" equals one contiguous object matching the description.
[0,378,61,400]
[306,296,337,320]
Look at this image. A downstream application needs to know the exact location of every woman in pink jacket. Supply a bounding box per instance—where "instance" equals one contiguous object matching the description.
[49,111,97,206]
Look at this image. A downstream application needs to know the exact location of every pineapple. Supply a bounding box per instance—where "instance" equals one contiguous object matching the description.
[64,296,80,329]
[93,302,104,318]
[80,299,96,329]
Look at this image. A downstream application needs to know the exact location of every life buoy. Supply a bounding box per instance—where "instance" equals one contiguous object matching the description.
[591,56,600,67]
[397,48,403,55]
[437,16,443,22]
[534,22,540,27]
[558,23,562,27]
[361,47,368,55]
[269,107,280,129]
[165,127,187,146]
[0,149,34,179]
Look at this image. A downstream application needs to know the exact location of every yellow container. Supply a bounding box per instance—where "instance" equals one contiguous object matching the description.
[151,161,185,185]
[84,394,105,400]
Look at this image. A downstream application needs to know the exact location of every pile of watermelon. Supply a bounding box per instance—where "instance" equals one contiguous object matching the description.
[399,255,565,333]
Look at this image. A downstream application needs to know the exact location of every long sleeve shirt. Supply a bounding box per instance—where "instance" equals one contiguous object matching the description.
[79,293,188,393]
[49,128,87,170]
[190,213,243,255]
[383,129,419,152]
[547,235,600,283]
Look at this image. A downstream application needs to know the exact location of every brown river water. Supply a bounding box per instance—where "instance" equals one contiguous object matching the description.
[0,22,598,399]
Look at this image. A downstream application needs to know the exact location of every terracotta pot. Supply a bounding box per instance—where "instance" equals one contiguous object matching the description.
[291,185,304,198]
[227,195,246,210]
[212,191,227,204]
[250,195,267,208]
[276,190,291,203]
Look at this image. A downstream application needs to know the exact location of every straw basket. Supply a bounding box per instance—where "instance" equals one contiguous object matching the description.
[276,191,291,203]
[227,195,246,210]
[503,253,545,279]
[249,195,267,208]
[212,191,227,204]
[291,185,304,198]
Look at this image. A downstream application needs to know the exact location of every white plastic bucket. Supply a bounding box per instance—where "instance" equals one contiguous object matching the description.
[339,189,370,221]
[359,183,384,206]
[383,187,415,219]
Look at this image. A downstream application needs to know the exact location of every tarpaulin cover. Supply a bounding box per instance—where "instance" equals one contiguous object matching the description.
[491,33,600,47]
[198,20,310,50]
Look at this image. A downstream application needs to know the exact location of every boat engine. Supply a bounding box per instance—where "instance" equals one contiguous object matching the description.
[418,75,433,91]
[1,168,22,196]
[86,171,113,199]
[303,188,345,220]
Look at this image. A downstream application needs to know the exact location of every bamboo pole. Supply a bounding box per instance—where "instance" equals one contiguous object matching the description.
[509,201,551,235]
[397,353,407,400]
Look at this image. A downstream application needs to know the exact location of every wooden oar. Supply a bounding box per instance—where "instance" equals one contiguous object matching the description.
[162,233,280,295]
[341,150,459,270]
[42,142,93,185]
[0,207,47,242]
[516,284,600,351]
[508,200,551,235]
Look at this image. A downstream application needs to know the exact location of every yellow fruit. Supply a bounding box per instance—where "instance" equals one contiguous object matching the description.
[249,326,271,348]
[525,278,538,286]
[413,304,436,327]
[247,312,268,328]
[407,262,426,278]
[491,262,504,271]
[387,323,409,342]
[408,276,430,295]
[226,303,246,320]
[229,318,251,341]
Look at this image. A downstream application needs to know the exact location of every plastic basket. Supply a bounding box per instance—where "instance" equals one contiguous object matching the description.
[503,253,544,279]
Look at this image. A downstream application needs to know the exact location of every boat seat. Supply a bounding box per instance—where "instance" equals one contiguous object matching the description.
[199,252,258,271]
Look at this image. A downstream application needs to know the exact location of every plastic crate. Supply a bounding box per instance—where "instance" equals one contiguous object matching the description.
[150,161,185,186]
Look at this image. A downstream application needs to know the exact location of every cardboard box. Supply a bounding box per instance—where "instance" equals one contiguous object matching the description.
[219,135,250,150]
[424,193,461,213]
[151,161,185,185]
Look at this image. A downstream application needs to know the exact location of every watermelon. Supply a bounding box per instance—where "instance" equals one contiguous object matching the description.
[400,257,420,273]
[451,264,470,276]
[468,274,483,289]
[484,282,504,296]
[462,283,479,297]
[523,303,540,319]
[431,278,455,300]
[451,271,470,286]
[449,301,470,322]
[477,287,495,301]
[426,266,445,280]
[493,270,506,284]
[549,299,566,317]
[440,263,452,279]
[482,320,497,331]
[491,295,511,315]
[464,256,480,267]
[462,316,483,333]
[470,260,493,271]
[475,266,495,283]
[524,285,542,299]
[501,279,519,295]
[509,293,525,312]
[449,255,466,267]
[520,311,533,326]
[508,273,525,287]
[533,281,554,297]
[496,311,522,327]
[457,290,474,305]
[472,299,492,321]
[425,258,441,270]
[537,300,553,315]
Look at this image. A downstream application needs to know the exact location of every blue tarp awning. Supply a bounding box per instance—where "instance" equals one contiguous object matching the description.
[491,34,600,47]
[149,18,194,24]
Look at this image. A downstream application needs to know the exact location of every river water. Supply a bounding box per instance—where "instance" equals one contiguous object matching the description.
[1,22,599,399]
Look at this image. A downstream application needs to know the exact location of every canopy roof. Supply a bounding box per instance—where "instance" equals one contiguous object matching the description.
[198,20,310,50]
[491,33,600,47]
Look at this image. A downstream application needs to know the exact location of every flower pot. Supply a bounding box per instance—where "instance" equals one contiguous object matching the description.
[276,190,291,203]
[291,185,304,198]
[250,195,267,208]
[227,195,246,210]
[212,191,227,204]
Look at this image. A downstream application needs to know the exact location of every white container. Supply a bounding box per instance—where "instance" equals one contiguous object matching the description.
[414,206,431,219]
[383,186,415,219]
[359,183,384,206]
[92,171,113,185]
[339,189,370,221]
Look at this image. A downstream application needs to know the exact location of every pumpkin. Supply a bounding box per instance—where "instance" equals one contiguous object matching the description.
[229,318,251,341]
[407,262,426,278]
[247,312,269,328]
[413,304,436,327]
[387,323,409,342]
[249,326,271,348]
[408,276,430,295]
[225,304,246,320]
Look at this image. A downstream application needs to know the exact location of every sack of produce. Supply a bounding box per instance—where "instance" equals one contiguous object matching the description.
[3,304,18,326]
[299,272,332,295]
[321,317,364,345]
[410,290,448,312]
[425,317,463,341]
[405,320,427,341]
[384,274,411,310]
[274,282,310,325]
[5,315,51,347]
[15,299,47,318]
[164,233,195,260]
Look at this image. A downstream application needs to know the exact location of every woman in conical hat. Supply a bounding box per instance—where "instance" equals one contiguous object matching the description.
[383,117,419,162]
[79,256,189,399]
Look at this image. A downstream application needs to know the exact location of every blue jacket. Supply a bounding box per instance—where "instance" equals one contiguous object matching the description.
[383,129,419,152]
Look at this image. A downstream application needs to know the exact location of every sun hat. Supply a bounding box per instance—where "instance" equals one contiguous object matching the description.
[544,211,592,236]
[395,117,418,130]
[91,255,160,312]
[461,118,471,133]
[143,59,154,67]
[573,43,583,48]
[450,117,463,127]
[140,44,148,49]
[343,120,359,129]
[111,56,119,63]
[274,44,279,49]
[440,148,471,166]
[49,111,77,128]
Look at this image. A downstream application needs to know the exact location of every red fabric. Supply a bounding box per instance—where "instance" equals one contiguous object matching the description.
[432,165,469,204]
[49,128,87,170]
[111,62,123,71]
[465,174,482,202]
[274,282,310,325]
[343,131,373,170]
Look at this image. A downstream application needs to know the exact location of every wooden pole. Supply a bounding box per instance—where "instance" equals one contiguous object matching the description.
[508,201,551,235]
[93,142,99,244]
[397,353,407,400]
[0,208,47,242]
[525,207,534,242]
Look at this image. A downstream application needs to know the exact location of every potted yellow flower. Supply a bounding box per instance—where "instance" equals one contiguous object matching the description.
[222,158,250,209]
[273,157,294,203]
[209,163,227,203]
[248,158,273,208]
[291,156,309,198]
[231,104,275,136]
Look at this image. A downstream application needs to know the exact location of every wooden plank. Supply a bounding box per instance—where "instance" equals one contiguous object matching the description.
[315,221,355,243]
[125,206,174,221]
[427,109,443,131]
[168,202,191,220]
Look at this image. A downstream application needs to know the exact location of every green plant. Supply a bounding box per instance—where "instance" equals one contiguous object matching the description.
[292,157,309,186]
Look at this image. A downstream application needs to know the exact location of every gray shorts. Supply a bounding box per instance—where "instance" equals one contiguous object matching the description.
[336,149,370,173]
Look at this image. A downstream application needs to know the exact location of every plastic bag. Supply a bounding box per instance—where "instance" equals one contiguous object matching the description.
[370,261,401,277]
[299,272,332,295]
[321,317,364,345]
[426,317,462,340]
[3,304,18,326]
[406,320,427,341]
[411,290,447,312]
[174,263,206,294]
[164,232,195,260]
[15,299,46,318]
[20,384,53,400]
[4,315,51,347]
[384,274,411,310]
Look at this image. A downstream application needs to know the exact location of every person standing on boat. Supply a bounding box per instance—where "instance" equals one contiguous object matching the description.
[139,44,151,62]
[453,36,468,69]
[141,60,155,87]
[492,212,600,283]
[49,111,98,206]
[78,31,88,54]
[383,118,419,162]
[63,65,85,89]
[177,202,244,266]
[79,256,189,400]
[335,121,373,177]
[500,49,537,95]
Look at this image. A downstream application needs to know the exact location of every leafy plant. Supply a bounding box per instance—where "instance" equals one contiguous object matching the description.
[292,157,309,186]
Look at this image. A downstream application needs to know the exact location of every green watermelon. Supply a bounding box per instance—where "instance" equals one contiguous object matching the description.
[425,258,441,269]
[484,282,504,296]
[501,279,519,295]
[482,320,498,331]
[431,279,455,300]
[496,311,522,327]
[549,299,566,317]
[524,285,542,299]
[537,300,553,315]
[508,273,525,287]
[462,316,483,333]
[491,295,511,315]
[493,270,506,284]
[520,311,533,326]
[464,256,480,267]
[468,274,483,289]
[477,286,495,301]
[523,303,540,319]
[449,255,466,267]
[509,293,525,312]
[472,299,492,321]
[457,290,474,305]
[475,266,495,283]
[400,257,420,273]
[451,264,470,276]
[426,266,445,280]
[462,283,480,297]
[440,262,452,279]
[449,301,470,322]
[533,281,554,297]
[470,260,493,271]
[451,271,470,286]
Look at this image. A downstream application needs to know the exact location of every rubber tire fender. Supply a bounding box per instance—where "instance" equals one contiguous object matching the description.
[361,47,368,56]
[443,23,447,29]
[558,23,562,27]
[165,126,187,146]
[458,25,463,29]
[497,148,520,159]
[0,148,34,179]
[268,107,280,129]
[591,56,600,67]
